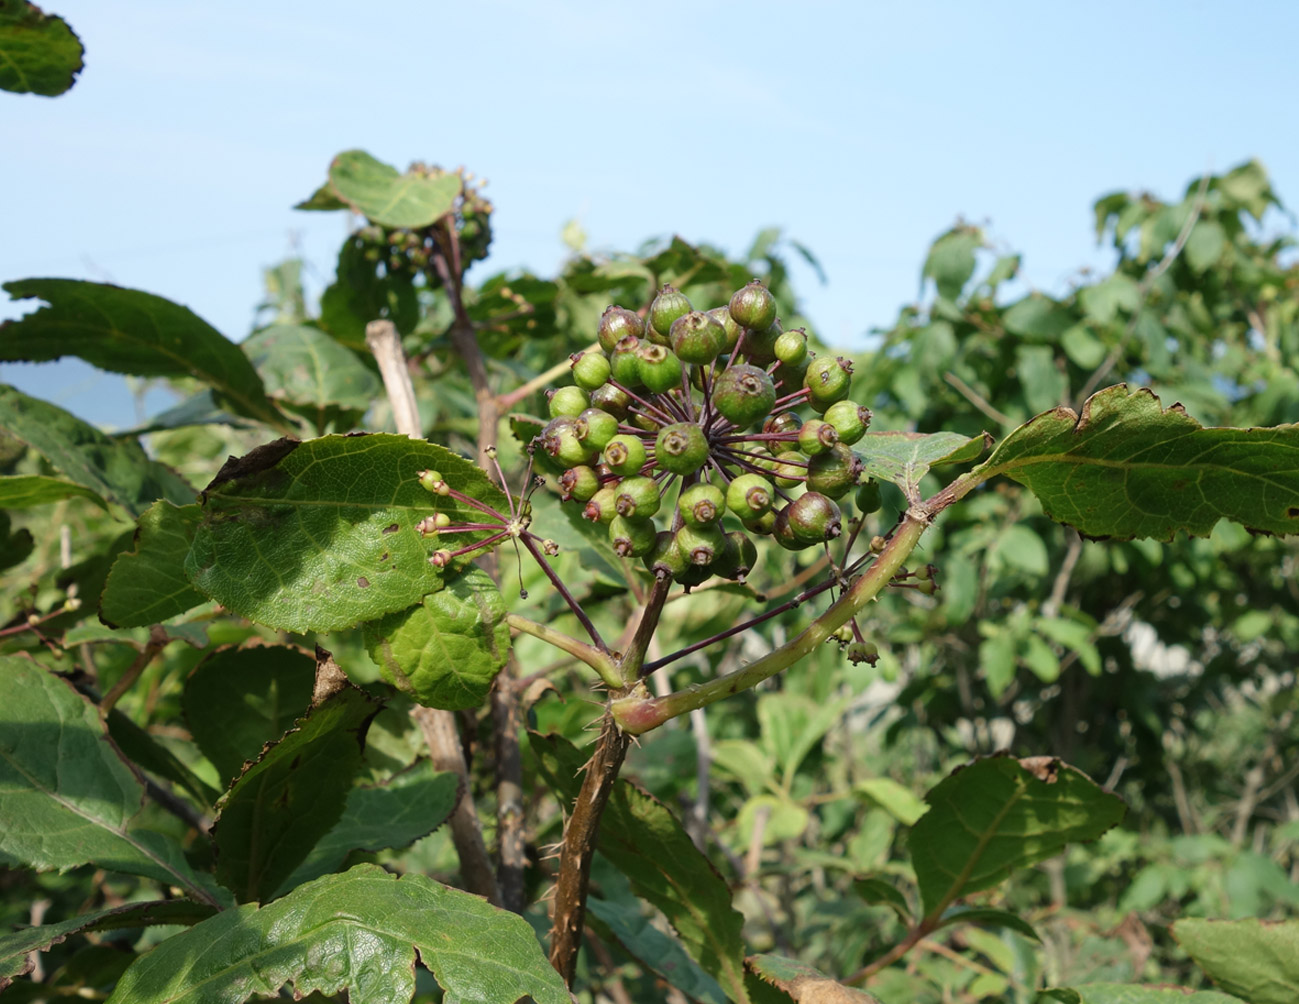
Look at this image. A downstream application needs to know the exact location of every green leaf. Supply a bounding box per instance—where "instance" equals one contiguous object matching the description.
[857,430,991,500]
[1173,917,1299,1004]
[924,228,980,301]
[909,754,1125,918]
[1184,220,1227,273]
[182,645,316,784]
[327,150,462,228]
[1038,986,1246,1004]
[530,732,750,1002]
[0,900,216,992]
[276,759,459,894]
[293,181,349,212]
[1079,274,1141,326]
[0,509,33,571]
[851,878,912,923]
[980,630,1018,697]
[0,384,194,516]
[0,1,82,95]
[1035,616,1101,675]
[364,567,511,710]
[1017,344,1068,415]
[212,657,378,902]
[587,897,729,1004]
[745,955,884,1003]
[100,501,205,628]
[1,280,287,429]
[185,434,507,632]
[856,776,928,825]
[0,473,108,510]
[106,706,221,808]
[1004,295,1074,341]
[995,524,1049,576]
[973,385,1299,539]
[0,657,217,901]
[318,236,419,350]
[242,323,381,416]
[1217,159,1274,220]
[105,863,571,1004]
[937,906,1041,941]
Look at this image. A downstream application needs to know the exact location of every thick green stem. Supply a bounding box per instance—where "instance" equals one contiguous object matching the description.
[506,613,620,688]
[611,514,929,734]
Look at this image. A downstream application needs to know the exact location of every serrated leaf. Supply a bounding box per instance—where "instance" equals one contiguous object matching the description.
[242,323,380,414]
[212,655,378,902]
[0,900,216,992]
[855,776,928,826]
[910,755,1125,919]
[530,732,750,1002]
[0,657,218,902]
[327,150,462,228]
[364,567,511,710]
[0,1,82,95]
[745,955,884,1002]
[0,473,108,510]
[182,645,316,784]
[857,430,990,500]
[588,897,729,1004]
[276,760,459,894]
[972,385,1299,539]
[1038,986,1246,1004]
[105,863,571,1004]
[184,434,507,632]
[1,280,287,429]
[1173,918,1299,1004]
[100,501,205,628]
[0,384,194,516]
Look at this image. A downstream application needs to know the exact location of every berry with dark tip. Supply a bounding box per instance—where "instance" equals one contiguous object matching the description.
[712,364,777,428]
[614,475,661,519]
[559,465,600,502]
[675,523,725,566]
[541,416,596,467]
[823,400,872,444]
[649,285,693,344]
[610,334,644,387]
[610,515,658,558]
[575,408,619,452]
[711,531,758,582]
[728,279,777,331]
[655,422,709,475]
[603,434,648,476]
[787,491,842,543]
[726,473,774,519]
[797,418,839,456]
[678,482,725,527]
[636,342,682,394]
[643,530,687,579]
[571,350,611,390]
[669,311,727,365]
[803,355,853,411]
[583,485,619,524]
[597,305,643,353]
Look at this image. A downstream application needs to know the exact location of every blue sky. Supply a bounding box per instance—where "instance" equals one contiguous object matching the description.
[4,1,1298,427]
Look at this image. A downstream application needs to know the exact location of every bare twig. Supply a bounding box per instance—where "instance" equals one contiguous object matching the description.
[365,320,422,439]
[1042,531,1083,620]
[101,626,167,714]
[497,343,601,410]
[943,372,1013,427]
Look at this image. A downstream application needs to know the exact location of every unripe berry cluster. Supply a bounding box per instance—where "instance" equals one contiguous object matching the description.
[536,280,879,588]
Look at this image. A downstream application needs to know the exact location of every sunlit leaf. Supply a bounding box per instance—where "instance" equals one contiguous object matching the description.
[0,1,82,95]
[100,501,205,628]
[327,150,461,228]
[1173,918,1299,1004]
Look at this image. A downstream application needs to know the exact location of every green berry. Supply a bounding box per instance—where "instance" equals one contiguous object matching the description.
[610,514,658,558]
[711,531,757,582]
[548,385,589,419]
[773,328,808,366]
[636,342,682,394]
[770,449,807,488]
[806,444,862,500]
[649,285,693,344]
[583,485,619,524]
[803,356,853,411]
[603,434,648,477]
[823,400,872,444]
[728,280,778,331]
[643,530,687,579]
[655,422,710,475]
[742,318,782,363]
[610,334,644,387]
[541,416,596,467]
[711,364,777,428]
[771,506,813,550]
[669,311,727,365]
[575,408,619,452]
[571,350,612,390]
[763,411,801,437]
[797,418,839,457]
[678,482,725,527]
[771,357,808,396]
[614,475,661,519]
[590,382,631,420]
[742,510,777,535]
[598,306,643,353]
[559,465,600,502]
[725,473,773,519]
[855,479,882,514]
[787,491,842,543]
[675,523,725,566]
[707,306,743,352]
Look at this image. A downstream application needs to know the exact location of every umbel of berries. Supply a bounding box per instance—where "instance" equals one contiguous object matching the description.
[531,278,875,590]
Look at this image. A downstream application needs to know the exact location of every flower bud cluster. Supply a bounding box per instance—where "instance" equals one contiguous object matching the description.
[536,280,879,588]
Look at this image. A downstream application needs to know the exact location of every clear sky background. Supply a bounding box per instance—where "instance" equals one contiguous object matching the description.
[4,1,1298,427]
